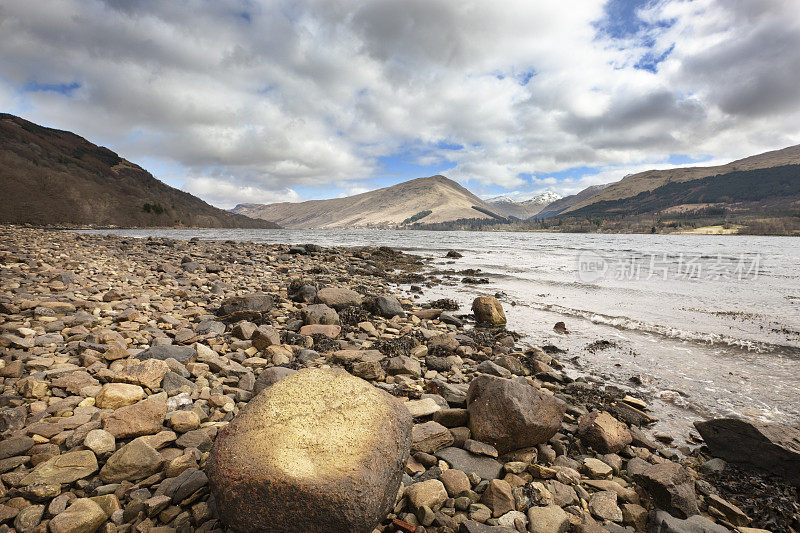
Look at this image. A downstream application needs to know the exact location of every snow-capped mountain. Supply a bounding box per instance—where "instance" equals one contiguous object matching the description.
[485,191,563,218]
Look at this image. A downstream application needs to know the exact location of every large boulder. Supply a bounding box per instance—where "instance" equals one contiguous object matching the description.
[472,297,506,326]
[576,411,633,453]
[466,375,566,454]
[368,295,405,318]
[206,368,413,532]
[694,418,800,485]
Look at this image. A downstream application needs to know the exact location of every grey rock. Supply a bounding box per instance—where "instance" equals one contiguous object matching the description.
[435,447,504,480]
[136,344,195,363]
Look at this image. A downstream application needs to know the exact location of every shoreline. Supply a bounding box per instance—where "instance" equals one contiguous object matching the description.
[1,227,797,532]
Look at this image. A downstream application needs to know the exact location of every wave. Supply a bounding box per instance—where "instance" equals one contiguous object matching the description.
[521,300,800,357]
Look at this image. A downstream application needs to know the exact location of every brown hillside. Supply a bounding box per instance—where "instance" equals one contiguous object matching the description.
[0,114,280,228]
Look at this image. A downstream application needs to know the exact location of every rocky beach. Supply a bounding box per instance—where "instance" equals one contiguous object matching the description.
[0,226,798,533]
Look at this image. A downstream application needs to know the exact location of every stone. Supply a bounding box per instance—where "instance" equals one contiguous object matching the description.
[218,293,274,317]
[576,411,633,454]
[581,457,613,478]
[21,450,98,486]
[14,505,45,531]
[252,367,297,396]
[647,510,728,533]
[298,324,341,338]
[705,494,750,526]
[412,421,455,454]
[136,345,195,363]
[476,360,512,378]
[0,435,35,460]
[252,325,281,349]
[232,321,257,340]
[95,383,146,410]
[464,439,498,458]
[387,356,422,377]
[472,297,506,326]
[632,461,699,518]
[315,287,363,310]
[461,521,516,533]
[440,469,471,496]
[115,359,169,390]
[480,479,514,517]
[100,436,164,483]
[434,408,470,428]
[371,295,405,318]
[156,467,208,502]
[526,504,569,533]
[49,498,107,533]
[84,429,116,456]
[405,398,442,418]
[466,375,566,454]
[588,490,622,522]
[694,418,800,485]
[301,304,340,325]
[405,479,448,511]
[103,395,166,439]
[206,368,412,533]
[169,410,201,433]
[435,447,504,480]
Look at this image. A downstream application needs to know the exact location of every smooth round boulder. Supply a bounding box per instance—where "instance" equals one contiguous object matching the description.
[207,368,413,533]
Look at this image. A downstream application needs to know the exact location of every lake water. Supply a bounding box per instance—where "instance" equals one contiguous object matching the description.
[80,228,800,438]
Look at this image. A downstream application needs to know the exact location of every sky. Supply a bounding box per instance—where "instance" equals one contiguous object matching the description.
[2,0,800,208]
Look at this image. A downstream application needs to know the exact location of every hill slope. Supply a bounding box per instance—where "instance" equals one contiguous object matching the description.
[563,144,800,214]
[0,114,280,228]
[232,175,505,228]
[536,184,611,218]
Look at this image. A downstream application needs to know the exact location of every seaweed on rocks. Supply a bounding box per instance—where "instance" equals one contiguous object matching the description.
[375,334,418,358]
[427,298,460,311]
[338,305,372,327]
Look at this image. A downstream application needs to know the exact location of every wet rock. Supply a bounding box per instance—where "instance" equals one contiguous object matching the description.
[694,418,800,485]
[467,375,566,454]
[576,411,633,454]
[472,297,506,326]
[632,461,699,518]
[206,368,412,532]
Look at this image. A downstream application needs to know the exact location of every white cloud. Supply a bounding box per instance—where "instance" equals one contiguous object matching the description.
[0,0,798,205]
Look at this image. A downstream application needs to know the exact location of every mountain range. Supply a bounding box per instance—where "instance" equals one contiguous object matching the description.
[0,114,279,228]
[1,113,798,233]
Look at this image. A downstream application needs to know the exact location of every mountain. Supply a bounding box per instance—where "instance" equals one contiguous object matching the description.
[485,191,562,219]
[561,144,800,214]
[0,114,280,228]
[566,164,800,220]
[536,184,611,218]
[232,175,506,229]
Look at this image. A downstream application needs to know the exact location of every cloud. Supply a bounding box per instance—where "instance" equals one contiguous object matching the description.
[0,0,799,204]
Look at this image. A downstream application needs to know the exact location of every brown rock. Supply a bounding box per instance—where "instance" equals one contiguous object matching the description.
[251,325,281,350]
[95,383,145,410]
[298,324,341,338]
[49,498,107,533]
[100,436,164,483]
[480,479,514,517]
[315,287,363,310]
[471,297,506,326]
[102,396,166,439]
[21,450,98,486]
[206,368,412,533]
[466,375,566,454]
[632,461,699,518]
[576,411,632,453]
[439,469,471,496]
[114,359,168,390]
